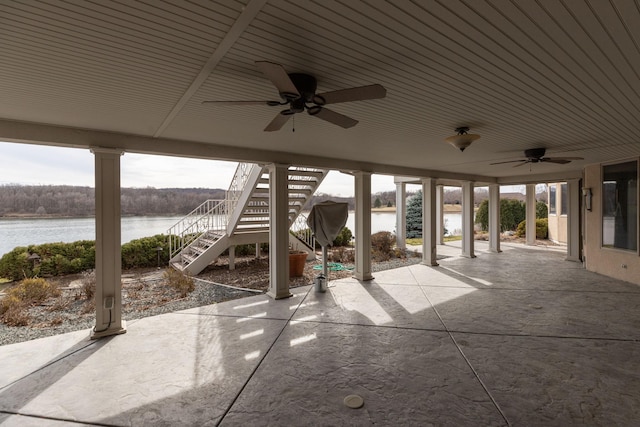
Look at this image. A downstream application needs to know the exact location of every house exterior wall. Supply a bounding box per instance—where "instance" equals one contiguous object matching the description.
[584,163,640,286]
[547,183,567,244]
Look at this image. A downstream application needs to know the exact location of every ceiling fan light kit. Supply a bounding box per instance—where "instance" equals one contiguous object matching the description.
[203,61,386,131]
[445,127,480,152]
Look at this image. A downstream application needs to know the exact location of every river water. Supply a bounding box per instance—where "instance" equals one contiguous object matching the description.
[0,212,463,256]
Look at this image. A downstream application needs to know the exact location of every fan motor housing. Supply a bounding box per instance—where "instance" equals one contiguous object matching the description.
[525,148,546,159]
[287,73,317,102]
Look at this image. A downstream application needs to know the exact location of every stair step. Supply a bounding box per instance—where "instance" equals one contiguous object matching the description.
[238,218,269,225]
[182,253,196,263]
[242,211,269,217]
[251,195,307,201]
[234,226,270,233]
[287,188,313,195]
[288,170,325,178]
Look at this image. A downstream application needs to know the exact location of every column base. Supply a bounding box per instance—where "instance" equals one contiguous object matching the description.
[267,290,293,300]
[90,320,127,340]
[488,249,502,253]
[353,273,374,281]
[462,253,476,259]
[421,261,439,267]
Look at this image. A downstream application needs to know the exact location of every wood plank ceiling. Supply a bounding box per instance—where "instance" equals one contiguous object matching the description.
[1,0,639,181]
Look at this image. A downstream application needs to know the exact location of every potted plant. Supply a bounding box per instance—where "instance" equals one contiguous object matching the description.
[289,250,307,277]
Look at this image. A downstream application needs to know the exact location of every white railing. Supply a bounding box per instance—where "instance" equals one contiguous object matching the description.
[291,212,315,250]
[227,162,255,205]
[225,162,263,225]
[168,199,226,258]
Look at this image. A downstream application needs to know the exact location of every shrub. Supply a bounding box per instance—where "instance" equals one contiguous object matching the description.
[475,198,527,232]
[475,199,489,232]
[0,241,95,281]
[0,248,31,281]
[121,234,169,269]
[333,227,353,247]
[330,247,355,263]
[516,218,548,239]
[0,278,60,326]
[371,231,396,262]
[81,270,96,300]
[163,268,195,298]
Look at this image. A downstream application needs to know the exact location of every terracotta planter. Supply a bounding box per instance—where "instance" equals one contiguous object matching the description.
[289,250,307,277]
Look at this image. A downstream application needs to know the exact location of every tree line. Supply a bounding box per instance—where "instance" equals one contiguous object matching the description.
[0,185,226,217]
[0,184,521,218]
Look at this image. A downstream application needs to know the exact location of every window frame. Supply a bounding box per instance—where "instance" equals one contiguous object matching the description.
[600,158,639,253]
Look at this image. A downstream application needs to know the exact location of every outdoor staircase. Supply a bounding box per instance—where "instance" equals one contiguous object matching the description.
[168,163,328,275]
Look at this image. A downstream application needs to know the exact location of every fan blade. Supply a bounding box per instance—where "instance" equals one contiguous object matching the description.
[310,107,358,128]
[264,113,291,132]
[202,100,275,105]
[490,159,526,165]
[315,84,386,105]
[550,157,584,161]
[255,61,300,99]
[512,161,530,168]
[542,158,572,165]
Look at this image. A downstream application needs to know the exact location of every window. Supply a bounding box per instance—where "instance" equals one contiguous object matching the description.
[560,183,568,215]
[549,185,556,214]
[602,161,638,251]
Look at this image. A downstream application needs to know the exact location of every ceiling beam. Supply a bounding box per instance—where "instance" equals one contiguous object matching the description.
[0,118,496,184]
[152,0,268,138]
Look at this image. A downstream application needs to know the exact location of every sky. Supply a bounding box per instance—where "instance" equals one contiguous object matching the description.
[0,141,397,197]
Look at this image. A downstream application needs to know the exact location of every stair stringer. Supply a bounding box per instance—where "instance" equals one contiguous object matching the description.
[182,235,230,276]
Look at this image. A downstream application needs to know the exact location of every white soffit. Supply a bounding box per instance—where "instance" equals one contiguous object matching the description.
[1,0,640,180]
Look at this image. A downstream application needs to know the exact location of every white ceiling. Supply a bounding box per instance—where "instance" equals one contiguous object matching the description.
[1,0,640,183]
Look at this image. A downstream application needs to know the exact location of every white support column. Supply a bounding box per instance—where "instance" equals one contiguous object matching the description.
[90,148,126,339]
[267,164,292,299]
[436,185,444,245]
[488,184,501,253]
[422,178,438,266]
[566,179,581,262]
[354,171,374,281]
[255,243,260,259]
[526,184,537,245]
[395,182,406,250]
[461,181,475,258]
[228,245,235,271]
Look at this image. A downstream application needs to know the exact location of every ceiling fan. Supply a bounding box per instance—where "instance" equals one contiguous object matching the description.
[490,148,583,167]
[203,61,386,131]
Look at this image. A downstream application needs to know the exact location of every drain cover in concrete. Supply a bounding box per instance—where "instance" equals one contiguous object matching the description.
[344,394,364,409]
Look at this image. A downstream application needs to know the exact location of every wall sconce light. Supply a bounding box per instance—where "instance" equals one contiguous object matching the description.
[445,127,480,152]
[582,187,592,211]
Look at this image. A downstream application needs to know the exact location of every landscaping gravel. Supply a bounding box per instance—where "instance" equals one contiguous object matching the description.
[0,254,422,347]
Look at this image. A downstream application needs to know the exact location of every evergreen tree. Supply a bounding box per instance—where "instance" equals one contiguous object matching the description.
[536,200,548,218]
[406,190,423,238]
[386,200,393,208]
[374,197,382,208]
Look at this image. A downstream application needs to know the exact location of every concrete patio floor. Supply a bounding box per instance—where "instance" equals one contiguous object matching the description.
[1,241,640,426]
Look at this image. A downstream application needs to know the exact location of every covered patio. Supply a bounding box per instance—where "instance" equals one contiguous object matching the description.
[2,241,639,426]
